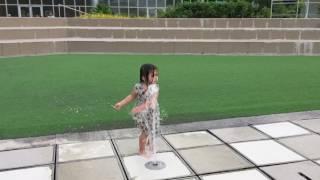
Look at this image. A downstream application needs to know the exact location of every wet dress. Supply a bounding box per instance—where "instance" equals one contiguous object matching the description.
[132,83,161,137]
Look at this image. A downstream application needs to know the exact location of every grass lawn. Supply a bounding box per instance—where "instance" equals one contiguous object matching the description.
[0,54,320,139]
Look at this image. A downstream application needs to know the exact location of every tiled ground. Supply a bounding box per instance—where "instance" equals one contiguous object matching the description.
[1,118,320,180]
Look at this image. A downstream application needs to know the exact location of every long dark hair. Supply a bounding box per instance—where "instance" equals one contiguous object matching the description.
[140,64,158,85]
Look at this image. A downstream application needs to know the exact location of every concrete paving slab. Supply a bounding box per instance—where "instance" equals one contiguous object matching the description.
[174,177,198,180]
[0,146,54,170]
[123,152,191,180]
[178,145,253,174]
[58,140,114,162]
[0,166,53,180]
[210,126,269,143]
[293,118,320,133]
[231,140,305,166]
[56,157,123,180]
[0,135,56,152]
[201,169,270,180]
[55,130,110,144]
[164,131,222,149]
[279,134,320,159]
[261,161,320,180]
[115,137,171,156]
[254,122,310,138]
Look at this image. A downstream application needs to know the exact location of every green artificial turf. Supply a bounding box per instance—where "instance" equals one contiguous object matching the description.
[0,54,320,139]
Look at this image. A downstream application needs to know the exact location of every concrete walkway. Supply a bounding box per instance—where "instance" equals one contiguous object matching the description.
[0,110,320,180]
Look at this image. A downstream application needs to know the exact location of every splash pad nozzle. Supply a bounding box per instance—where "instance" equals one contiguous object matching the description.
[145,160,166,170]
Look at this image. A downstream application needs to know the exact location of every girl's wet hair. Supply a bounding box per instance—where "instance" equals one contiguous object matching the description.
[140,64,158,85]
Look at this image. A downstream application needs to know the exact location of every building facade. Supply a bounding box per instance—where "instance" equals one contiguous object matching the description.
[0,0,182,17]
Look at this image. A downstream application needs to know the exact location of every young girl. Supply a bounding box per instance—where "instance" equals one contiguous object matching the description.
[113,64,160,157]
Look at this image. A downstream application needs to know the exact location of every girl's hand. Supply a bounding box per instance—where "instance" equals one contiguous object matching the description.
[113,102,122,111]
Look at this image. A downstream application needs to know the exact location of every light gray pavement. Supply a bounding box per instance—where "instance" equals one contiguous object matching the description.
[0,110,320,180]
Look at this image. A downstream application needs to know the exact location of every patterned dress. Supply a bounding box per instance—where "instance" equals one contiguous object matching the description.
[132,83,161,137]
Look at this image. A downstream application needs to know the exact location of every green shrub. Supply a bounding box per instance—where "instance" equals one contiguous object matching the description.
[159,0,270,18]
[94,2,112,14]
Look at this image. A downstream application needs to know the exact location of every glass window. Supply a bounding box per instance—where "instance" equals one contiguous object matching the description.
[7,0,18,4]
[54,0,63,5]
[148,0,155,7]
[110,0,118,6]
[75,0,84,5]
[138,0,146,7]
[80,6,85,13]
[148,8,156,16]
[119,0,127,7]
[65,7,75,16]
[43,0,53,5]
[99,0,108,3]
[31,0,41,4]
[120,7,128,16]
[65,0,74,5]
[85,0,94,6]
[0,0,5,4]
[19,0,29,4]
[7,5,18,16]
[157,0,165,7]
[138,7,146,16]
[129,0,137,7]
[86,6,95,13]
[129,7,137,16]
[0,6,6,16]
[53,6,64,16]
[43,6,53,16]
[111,7,118,14]
[166,0,173,6]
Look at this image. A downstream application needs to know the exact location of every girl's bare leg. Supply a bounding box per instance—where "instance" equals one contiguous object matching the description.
[139,132,147,155]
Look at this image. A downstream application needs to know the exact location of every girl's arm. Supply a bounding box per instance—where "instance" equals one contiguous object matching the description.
[113,88,137,111]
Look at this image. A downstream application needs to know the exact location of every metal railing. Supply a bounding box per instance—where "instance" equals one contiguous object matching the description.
[57,4,87,17]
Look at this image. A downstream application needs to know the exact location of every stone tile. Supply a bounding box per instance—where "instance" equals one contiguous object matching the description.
[248,42,264,54]
[0,146,54,170]
[262,161,320,180]
[0,135,56,152]
[293,118,320,133]
[164,131,222,149]
[278,42,296,54]
[210,126,269,143]
[2,43,20,56]
[240,19,254,28]
[201,169,270,180]
[263,42,278,54]
[175,177,198,180]
[19,42,37,55]
[231,140,305,166]
[0,166,53,180]
[123,152,191,179]
[108,128,140,139]
[0,43,2,56]
[58,140,114,162]
[284,31,300,40]
[279,134,320,159]
[115,137,171,156]
[174,42,191,54]
[55,130,110,144]
[313,42,320,54]
[316,160,320,165]
[56,157,123,180]
[179,145,253,174]
[254,122,310,138]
